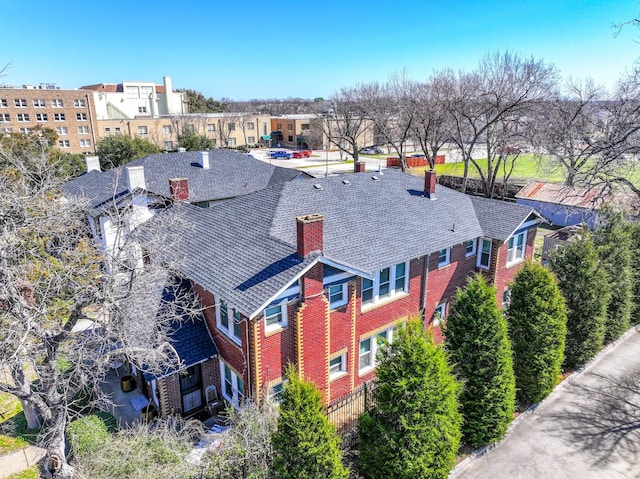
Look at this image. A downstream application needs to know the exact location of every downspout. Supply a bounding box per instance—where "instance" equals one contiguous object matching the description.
[420,254,430,325]
[86,92,98,152]
[245,316,252,401]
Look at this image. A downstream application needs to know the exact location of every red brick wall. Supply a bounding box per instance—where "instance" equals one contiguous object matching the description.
[492,228,536,306]
[296,215,324,256]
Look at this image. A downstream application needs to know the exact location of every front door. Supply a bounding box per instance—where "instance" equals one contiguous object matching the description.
[180,364,203,416]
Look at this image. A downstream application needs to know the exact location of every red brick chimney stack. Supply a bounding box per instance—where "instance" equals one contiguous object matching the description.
[296,214,324,257]
[424,170,437,199]
[354,161,365,173]
[169,178,189,202]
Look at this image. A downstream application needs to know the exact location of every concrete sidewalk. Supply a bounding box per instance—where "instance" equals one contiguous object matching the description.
[451,327,640,479]
[0,445,45,478]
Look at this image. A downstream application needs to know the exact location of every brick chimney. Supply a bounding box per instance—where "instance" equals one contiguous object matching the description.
[354,161,365,173]
[85,155,101,173]
[169,178,189,201]
[199,151,210,169]
[126,165,146,192]
[424,170,437,199]
[296,214,324,257]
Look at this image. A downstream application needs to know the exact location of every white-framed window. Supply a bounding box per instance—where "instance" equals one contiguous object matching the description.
[216,299,242,344]
[329,352,347,380]
[0,114,9,122]
[56,126,68,135]
[73,99,86,107]
[138,125,148,135]
[58,139,70,148]
[80,139,91,147]
[433,302,447,326]
[164,141,173,150]
[247,122,255,130]
[0,99,7,107]
[287,124,293,130]
[114,127,121,132]
[138,106,147,113]
[78,125,89,134]
[19,127,32,134]
[220,361,244,408]
[328,283,348,309]
[207,123,215,132]
[17,113,30,122]
[359,326,396,374]
[51,99,63,108]
[268,381,285,403]
[438,248,451,268]
[247,136,255,144]
[35,113,48,122]
[264,300,288,331]
[465,239,476,257]
[126,86,140,99]
[14,98,27,107]
[0,127,13,133]
[228,122,235,131]
[361,261,409,307]
[104,127,111,133]
[228,137,236,146]
[76,113,87,121]
[140,86,153,97]
[477,238,492,269]
[162,125,172,135]
[33,99,45,107]
[301,123,310,131]
[507,231,526,265]
[54,113,65,121]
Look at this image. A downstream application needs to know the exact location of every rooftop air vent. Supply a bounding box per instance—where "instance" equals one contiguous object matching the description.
[314,184,323,190]
[371,175,380,181]
[342,179,351,186]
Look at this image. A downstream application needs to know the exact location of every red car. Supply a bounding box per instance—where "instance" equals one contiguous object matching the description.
[292,150,312,159]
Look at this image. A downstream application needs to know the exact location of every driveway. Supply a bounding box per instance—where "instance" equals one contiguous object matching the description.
[451,328,640,479]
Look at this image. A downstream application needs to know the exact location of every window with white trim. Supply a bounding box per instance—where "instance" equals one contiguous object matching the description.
[438,248,451,267]
[58,140,70,148]
[247,136,255,144]
[14,99,27,108]
[507,231,526,265]
[328,283,348,309]
[138,125,148,135]
[207,123,215,132]
[265,300,287,331]
[54,113,65,121]
[433,302,447,326]
[138,106,147,113]
[0,114,9,122]
[220,361,244,408]
[76,113,87,121]
[216,299,242,344]
[228,122,235,131]
[35,113,48,122]
[33,99,45,107]
[51,99,63,108]
[79,139,91,147]
[56,126,67,135]
[465,239,476,257]
[162,125,172,135]
[73,99,86,107]
[0,99,7,107]
[164,141,173,150]
[19,127,32,134]
[17,113,29,122]
[359,326,396,373]
[268,381,285,403]
[0,127,12,132]
[329,353,347,380]
[228,138,237,146]
[477,238,492,269]
[361,261,409,307]
[78,125,89,134]
[247,122,255,130]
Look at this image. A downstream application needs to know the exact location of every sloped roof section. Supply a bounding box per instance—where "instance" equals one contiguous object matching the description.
[515,181,640,211]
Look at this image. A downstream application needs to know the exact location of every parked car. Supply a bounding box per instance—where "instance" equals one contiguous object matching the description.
[269,150,292,159]
[292,150,312,159]
[410,153,426,158]
[359,146,384,155]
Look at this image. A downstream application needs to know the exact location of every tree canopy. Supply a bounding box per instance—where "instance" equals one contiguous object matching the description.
[96,135,161,169]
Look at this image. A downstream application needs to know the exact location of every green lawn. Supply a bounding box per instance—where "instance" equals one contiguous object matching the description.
[0,392,38,455]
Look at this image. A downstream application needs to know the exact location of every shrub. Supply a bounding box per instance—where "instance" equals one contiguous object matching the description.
[445,274,516,447]
[507,261,567,405]
[67,414,110,458]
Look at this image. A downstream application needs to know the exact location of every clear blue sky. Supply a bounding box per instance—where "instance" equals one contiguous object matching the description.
[2,0,639,100]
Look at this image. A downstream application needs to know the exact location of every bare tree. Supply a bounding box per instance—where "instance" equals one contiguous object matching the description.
[316,86,372,162]
[443,51,558,195]
[410,77,451,169]
[0,136,198,478]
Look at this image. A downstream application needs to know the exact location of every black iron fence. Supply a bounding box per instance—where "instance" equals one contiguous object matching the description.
[324,380,377,450]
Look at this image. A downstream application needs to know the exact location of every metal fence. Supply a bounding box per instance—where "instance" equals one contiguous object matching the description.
[324,380,377,450]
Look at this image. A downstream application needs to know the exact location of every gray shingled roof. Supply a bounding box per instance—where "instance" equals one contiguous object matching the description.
[62,150,306,216]
[161,170,537,319]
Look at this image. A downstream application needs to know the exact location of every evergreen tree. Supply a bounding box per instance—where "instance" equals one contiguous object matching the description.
[177,127,215,151]
[358,320,462,479]
[550,230,608,368]
[271,367,348,479]
[593,209,633,342]
[445,274,516,447]
[96,134,161,169]
[506,262,567,405]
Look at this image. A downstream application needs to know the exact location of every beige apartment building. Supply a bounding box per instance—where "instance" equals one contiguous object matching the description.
[0,84,98,154]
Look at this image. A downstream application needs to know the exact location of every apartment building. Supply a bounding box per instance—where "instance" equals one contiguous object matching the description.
[0,84,97,153]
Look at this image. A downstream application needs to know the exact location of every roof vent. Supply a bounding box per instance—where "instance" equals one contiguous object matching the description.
[314,184,323,190]
[342,179,351,186]
[371,175,379,181]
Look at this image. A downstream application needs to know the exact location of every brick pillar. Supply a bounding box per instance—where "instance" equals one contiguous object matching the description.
[296,214,323,257]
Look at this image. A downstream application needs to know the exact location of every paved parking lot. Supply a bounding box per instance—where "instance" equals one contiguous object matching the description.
[451,328,640,479]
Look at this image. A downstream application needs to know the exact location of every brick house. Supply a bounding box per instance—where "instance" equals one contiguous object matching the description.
[153,169,540,415]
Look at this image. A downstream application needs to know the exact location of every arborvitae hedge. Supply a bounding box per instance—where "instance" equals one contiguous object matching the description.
[271,367,348,479]
[507,261,567,405]
[551,230,608,368]
[358,320,461,479]
[445,274,515,448]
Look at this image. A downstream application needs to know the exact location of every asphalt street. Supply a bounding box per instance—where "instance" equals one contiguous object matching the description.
[451,327,640,479]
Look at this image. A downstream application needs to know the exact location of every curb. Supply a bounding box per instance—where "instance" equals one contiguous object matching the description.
[449,324,640,478]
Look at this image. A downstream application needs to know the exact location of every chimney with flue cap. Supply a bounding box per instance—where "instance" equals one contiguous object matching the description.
[85,155,101,173]
[296,214,324,257]
[126,165,146,192]
[199,151,210,169]
[169,178,189,201]
[424,170,437,200]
